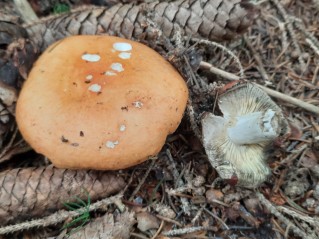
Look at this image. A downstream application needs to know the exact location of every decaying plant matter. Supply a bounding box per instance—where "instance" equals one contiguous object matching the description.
[0,166,125,226]
[26,0,257,51]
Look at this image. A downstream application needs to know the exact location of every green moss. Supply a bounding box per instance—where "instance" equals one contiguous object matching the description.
[53,3,70,14]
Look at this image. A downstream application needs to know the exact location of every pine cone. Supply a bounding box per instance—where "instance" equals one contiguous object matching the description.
[0,166,125,226]
[26,0,258,51]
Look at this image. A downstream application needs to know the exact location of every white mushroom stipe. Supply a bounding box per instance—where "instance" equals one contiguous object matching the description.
[113,42,132,52]
[132,101,143,108]
[106,140,119,149]
[88,84,101,93]
[118,52,131,59]
[81,53,101,62]
[86,74,93,80]
[111,63,124,72]
[104,71,117,76]
[227,109,278,145]
[119,125,126,132]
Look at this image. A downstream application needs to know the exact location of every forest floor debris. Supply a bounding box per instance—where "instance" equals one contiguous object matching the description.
[0,0,318,239]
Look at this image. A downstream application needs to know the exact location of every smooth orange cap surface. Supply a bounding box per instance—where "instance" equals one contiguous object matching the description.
[16,35,188,170]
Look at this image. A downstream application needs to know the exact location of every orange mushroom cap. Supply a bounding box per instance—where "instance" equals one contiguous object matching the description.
[16,35,188,170]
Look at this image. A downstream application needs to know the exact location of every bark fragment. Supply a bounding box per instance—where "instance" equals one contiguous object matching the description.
[0,166,125,226]
[26,0,258,51]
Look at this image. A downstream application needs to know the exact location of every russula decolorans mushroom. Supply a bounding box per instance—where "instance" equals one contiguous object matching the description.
[201,82,289,188]
[16,35,188,170]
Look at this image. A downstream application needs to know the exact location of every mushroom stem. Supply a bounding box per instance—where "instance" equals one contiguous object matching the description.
[227,109,279,145]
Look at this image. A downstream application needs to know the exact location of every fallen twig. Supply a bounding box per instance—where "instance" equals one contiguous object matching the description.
[163,226,207,237]
[166,149,191,215]
[277,206,319,229]
[151,220,164,239]
[195,38,245,78]
[156,215,182,227]
[199,61,319,115]
[200,61,239,81]
[129,157,157,201]
[256,84,319,115]
[244,35,270,82]
[256,192,312,239]
[203,207,229,230]
[270,0,306,69]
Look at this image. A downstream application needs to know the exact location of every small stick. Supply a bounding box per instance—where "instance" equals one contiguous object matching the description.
[244,35,270,82]
[256,192,309,239]
[277,206,319,228]
[130,232,149,239]
[270,0,306,69]
[256,84,319,115]
[199,61,319,115]
[203,208,229,230]
[129,157,157,201]
[194,38,244,77]
[166,150,191,215]
[156,215,183,227]
[151,220,164,239]
[191,204,205,224]
[200,62,239,81]
[163,226,207,236]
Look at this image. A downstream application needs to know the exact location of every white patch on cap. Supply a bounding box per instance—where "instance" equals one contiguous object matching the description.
[88,84,101,93]
[113,42,132,52]
[81,53,101,62]
[119,125,126,132]
[104,71,117,76]
[132,101,143,108]
[86,74,93,80]
[111,63,124,72]
[106,140,119,149]
[118,52,131,59]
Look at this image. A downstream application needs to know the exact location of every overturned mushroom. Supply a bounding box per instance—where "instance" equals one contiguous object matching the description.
[202,82,289,188]
[16,35,188,170]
